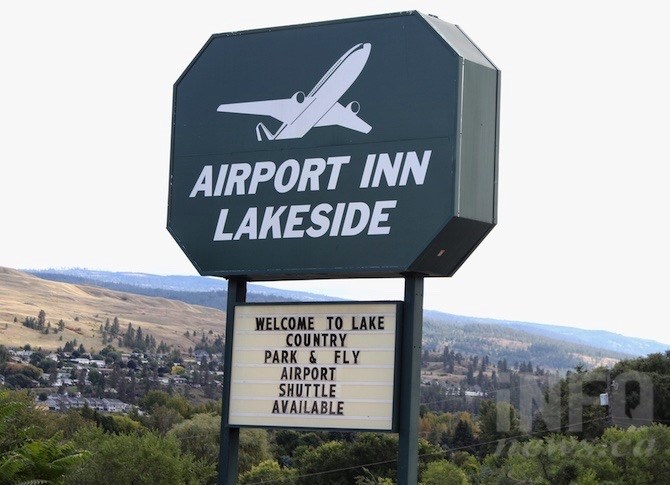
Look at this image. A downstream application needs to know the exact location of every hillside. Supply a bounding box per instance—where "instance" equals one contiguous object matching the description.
[0,267,226,353]
[9,267,664,371]
[27,269,340,312]
[422,316,628,371]
[30,269,670,358]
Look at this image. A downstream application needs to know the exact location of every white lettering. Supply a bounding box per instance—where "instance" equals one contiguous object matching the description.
[224,163,252,195]
[259,206,287,239]
[400,150,431,185]
[329,203,346,236]
[275,159,301,193]
[234,207,258,240]
[213,209,233,241]
[213,164,229,197]
[212,201,399,242]
[368,200,397,235]
[190,165,213,198]
[187,151,427,198]
[341,202,370,236]
[372,152,403,187]
[298,158,326,192]
[248,161,276,195]
[306,203,333,238]
[284,205,310,238]
[359,154,375,188]
[326,156,350,190]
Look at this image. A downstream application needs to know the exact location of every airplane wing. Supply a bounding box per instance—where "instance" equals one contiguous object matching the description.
[314,102,372,134]
[217,98,306,124]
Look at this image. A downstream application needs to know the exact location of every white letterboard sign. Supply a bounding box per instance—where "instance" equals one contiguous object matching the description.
[228,302,401,431]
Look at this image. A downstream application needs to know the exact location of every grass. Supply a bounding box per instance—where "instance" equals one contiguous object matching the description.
[0,267,226,353]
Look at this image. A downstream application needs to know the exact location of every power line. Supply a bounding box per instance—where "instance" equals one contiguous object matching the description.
[244,416,612,484]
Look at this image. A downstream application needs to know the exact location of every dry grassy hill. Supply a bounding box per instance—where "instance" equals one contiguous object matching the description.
[0,267,226,353]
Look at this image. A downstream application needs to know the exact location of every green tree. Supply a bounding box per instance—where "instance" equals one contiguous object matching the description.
[140,390,193,419]
[239,459,297,484]
[612,351,670,423]
[293,433,413,484]
[110,317,120,336]
[355,468,394,485]
[67,428,206,485]
[124,323,135,348]
[110,415,144,435]
[481,434,620,484]
[477,399,520,455]
[601,424,670,484]
[0,362,43,389]
[135,326,144,349]
[346,433,399,480]
[420,460,468,485]
[273,430,324,459]
[294,440,351,484]
[148,405,184,435]
[88,369,105,396]
[450,419,475,450]
[239,429,273,473]
[0,390,87,484]
[168,413,220,463]
[38,309,47,329]
[0,436,89,485]
[0,345,8,364]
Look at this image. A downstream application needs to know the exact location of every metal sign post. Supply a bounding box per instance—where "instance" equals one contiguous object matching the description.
[218,277,246,484]
[398,274,424,484]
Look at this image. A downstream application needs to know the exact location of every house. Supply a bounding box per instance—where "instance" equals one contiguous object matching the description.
[38,395,131,413]
[464,390,486,397]
[194,350,210,361]
[55,374,74,386]
[11,349,34,362]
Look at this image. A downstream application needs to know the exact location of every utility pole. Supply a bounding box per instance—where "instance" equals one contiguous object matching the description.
[600,367,613,427]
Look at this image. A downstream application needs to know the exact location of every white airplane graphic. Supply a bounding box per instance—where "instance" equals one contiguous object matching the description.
[217,43,372,141]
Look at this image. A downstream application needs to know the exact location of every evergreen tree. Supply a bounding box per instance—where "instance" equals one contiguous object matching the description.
[124,323,135,347]
[135,326,144,349]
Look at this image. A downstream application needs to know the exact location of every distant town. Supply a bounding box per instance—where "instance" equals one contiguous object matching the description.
[2,323,224,412]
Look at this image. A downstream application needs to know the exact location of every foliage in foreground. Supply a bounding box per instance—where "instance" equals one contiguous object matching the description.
[1,389,87,484]
[67,427,215,485]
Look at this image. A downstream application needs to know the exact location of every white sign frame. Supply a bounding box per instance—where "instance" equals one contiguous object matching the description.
[228,301,402,431]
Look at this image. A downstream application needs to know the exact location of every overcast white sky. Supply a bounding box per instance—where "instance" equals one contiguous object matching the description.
[1,1,668,344]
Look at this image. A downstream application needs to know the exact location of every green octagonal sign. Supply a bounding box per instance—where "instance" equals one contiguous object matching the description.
[168,11,499,280]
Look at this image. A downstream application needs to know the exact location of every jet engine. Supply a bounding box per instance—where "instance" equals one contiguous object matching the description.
[346,101,360,114]
[293,91,306,103]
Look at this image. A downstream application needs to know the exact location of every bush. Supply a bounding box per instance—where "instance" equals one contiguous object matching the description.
[240,460,297,484]
[421,460,468,485]
[66,430,205,484]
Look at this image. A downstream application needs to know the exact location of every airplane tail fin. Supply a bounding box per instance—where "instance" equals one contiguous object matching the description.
[255,122,276,141]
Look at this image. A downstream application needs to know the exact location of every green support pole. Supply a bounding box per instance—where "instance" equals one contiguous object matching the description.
[398,274,424,484]
[218,277,247,485]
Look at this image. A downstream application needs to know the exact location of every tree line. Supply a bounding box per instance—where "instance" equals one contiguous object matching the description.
[3,350,670,483]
